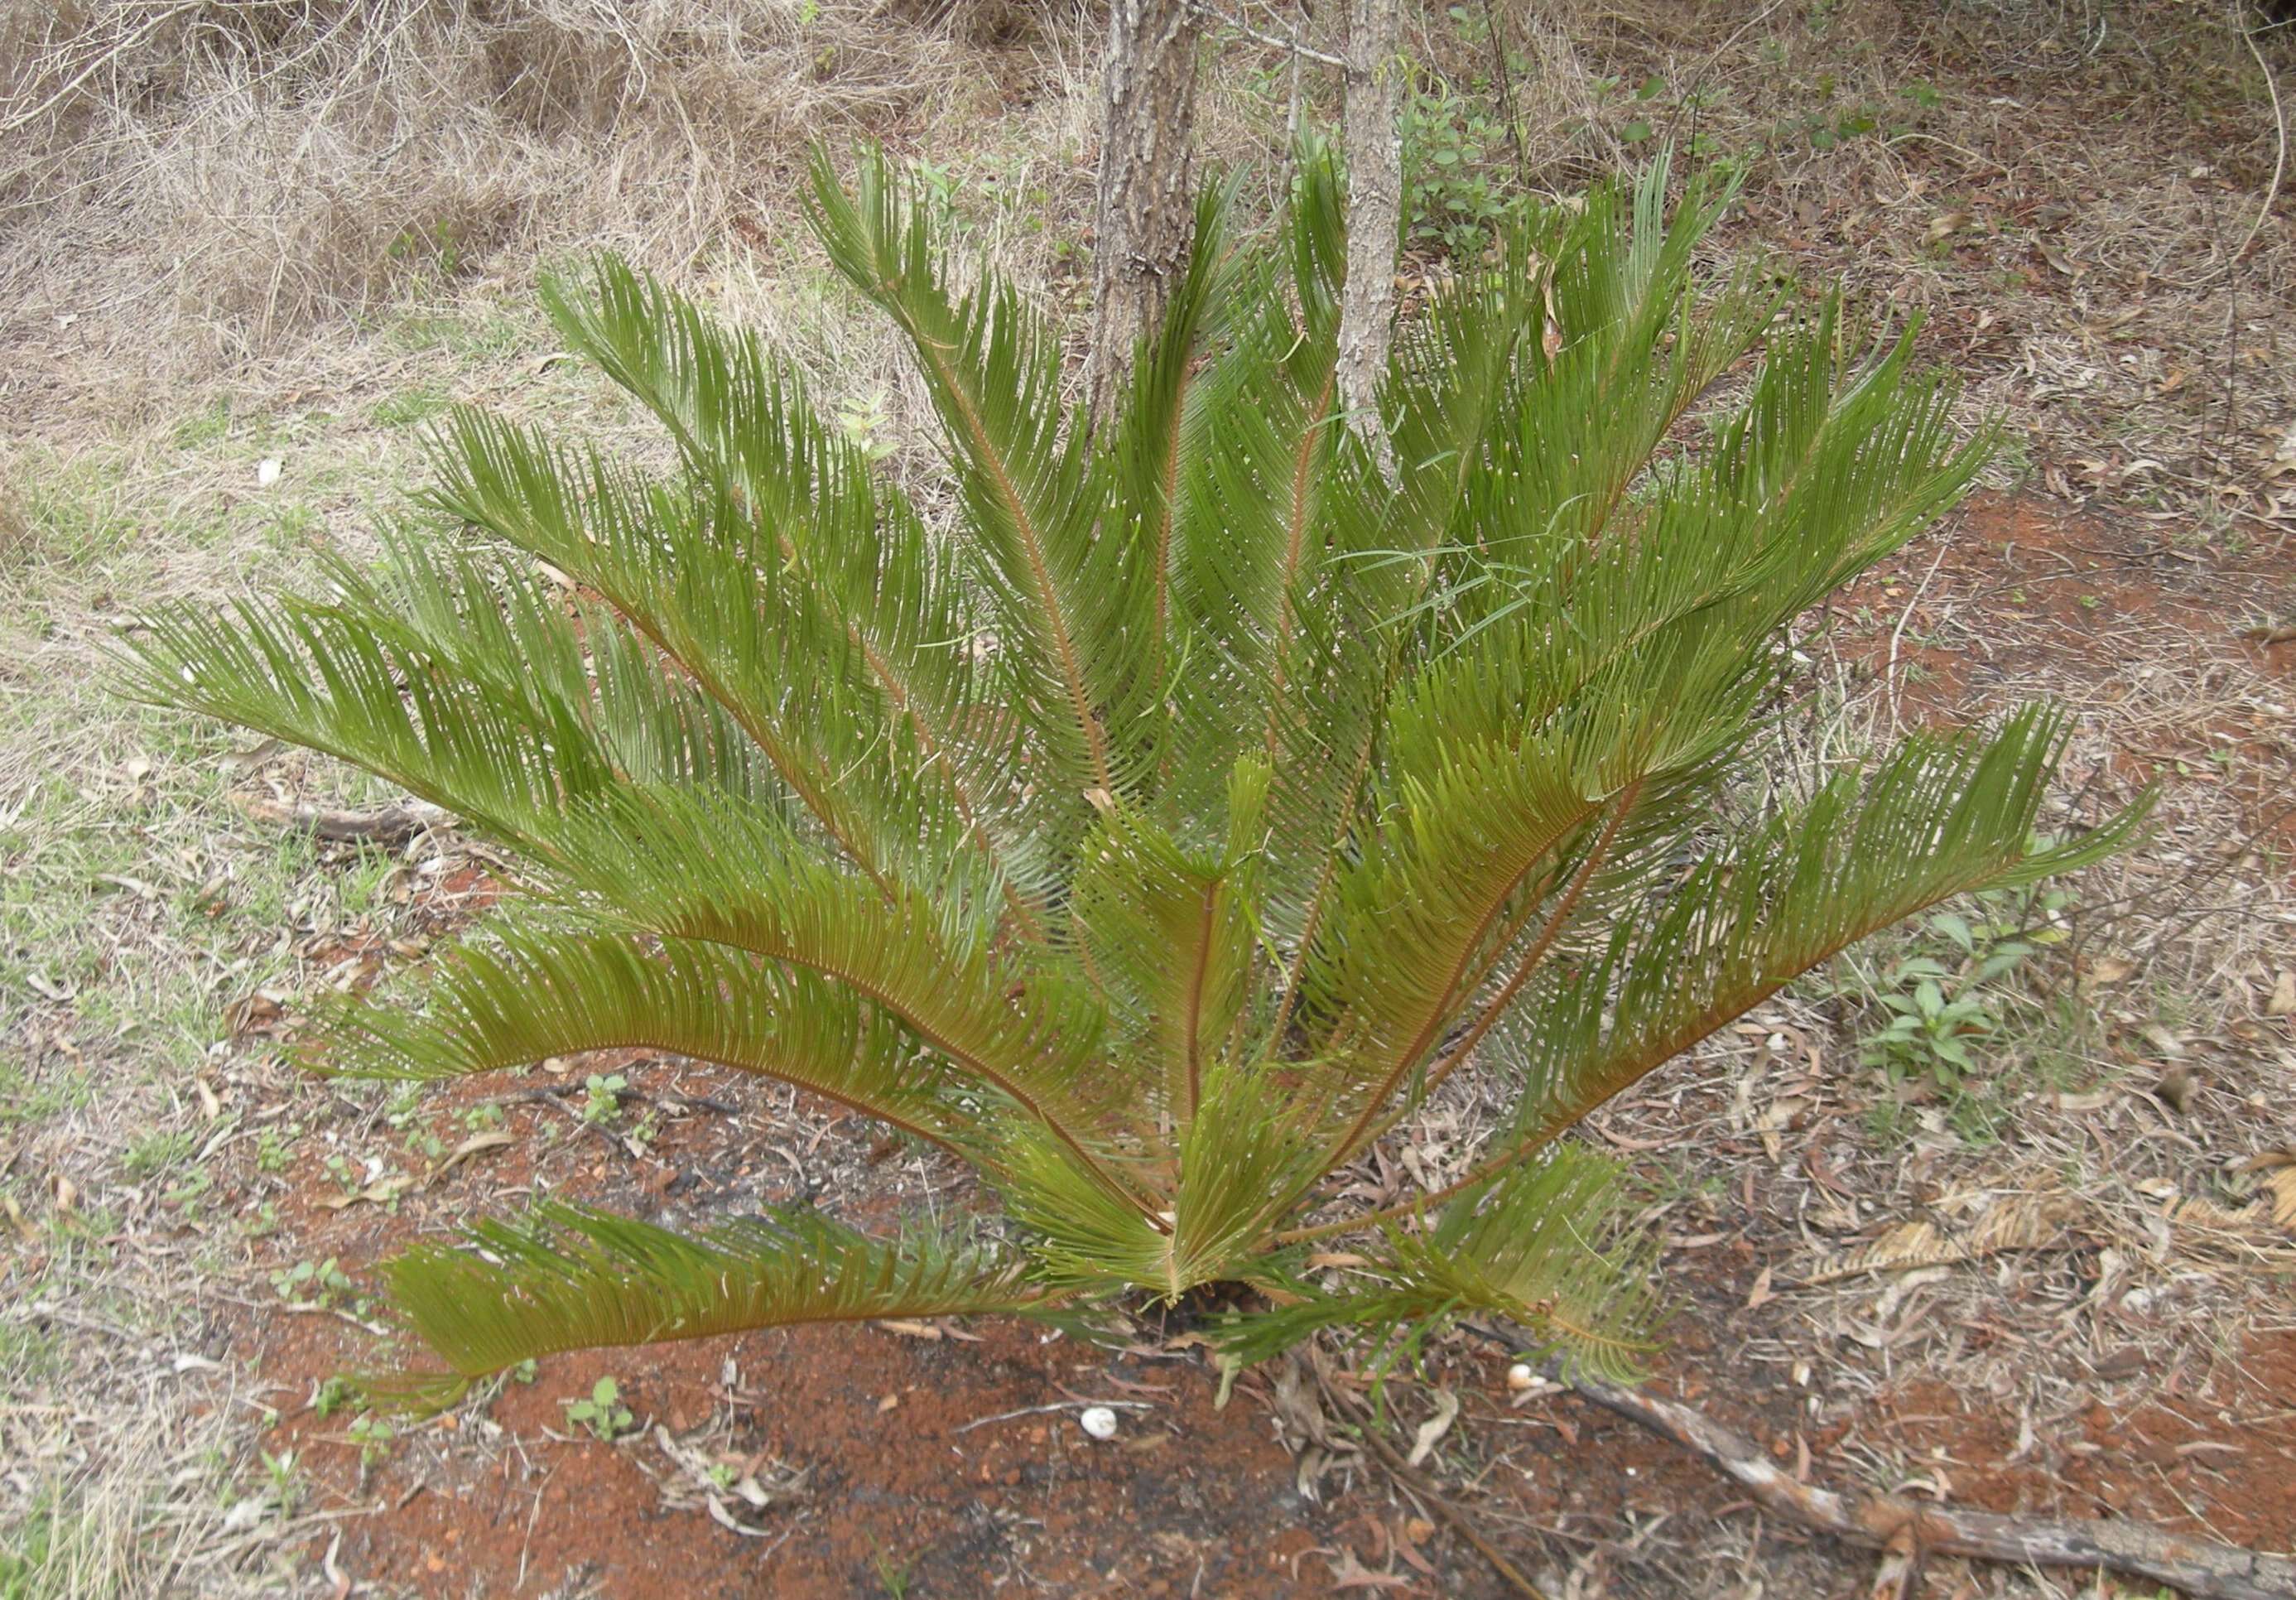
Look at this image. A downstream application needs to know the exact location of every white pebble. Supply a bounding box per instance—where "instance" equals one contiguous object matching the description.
[1077,1405,1119,1440]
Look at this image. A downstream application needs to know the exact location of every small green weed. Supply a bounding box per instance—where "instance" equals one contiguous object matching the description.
[271,1256,357,1310]
[580,1072,627,1125]
[1852,884,2069,1090]
[345,1415,397,1468]
[1399,71,1525,258]
[562,1376,634,1440]
[121,1128,197,1180]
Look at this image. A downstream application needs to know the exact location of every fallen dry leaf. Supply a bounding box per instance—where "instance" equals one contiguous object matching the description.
[421,1129,514,1188]
[1807,1192,2083,1284]
[2160,1191,2258,1235]
[2268,1168,2296,1233]
[1924,210,1972,244]
[2267,970,2296,1018]
[1403,1388,1460,1468]
[2152,1064,2199,1115]
[1326,1549,1414,1591]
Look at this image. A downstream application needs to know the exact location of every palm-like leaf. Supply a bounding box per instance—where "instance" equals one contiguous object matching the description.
[121,142,2142,1401]
[370,1203,1050,1409]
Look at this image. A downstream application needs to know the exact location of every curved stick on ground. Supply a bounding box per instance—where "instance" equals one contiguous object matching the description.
[234,795,453,846]
[1568,1376,2296,1600]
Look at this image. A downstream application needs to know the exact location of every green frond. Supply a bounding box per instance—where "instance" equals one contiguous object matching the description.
[315,527,780,802]
[311,929,968,1151]
[1166,1059,1330,1291]
[1070,759,1267,1120]
[536,258,1052,922]
[999,1058,1326,1298]
[1494,708,2150,1148]
[1216,1146,1653,1380]
[369,1202,1047,1405]
[424,405,1004,913]
[523,784,1145,1204]
[115,590,595,851]
[807,142,1132,799]
[1105,176,1242,698]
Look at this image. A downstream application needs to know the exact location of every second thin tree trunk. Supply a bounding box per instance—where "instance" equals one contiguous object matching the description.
[1336,0,1402,453]
[1084,0,1203,428]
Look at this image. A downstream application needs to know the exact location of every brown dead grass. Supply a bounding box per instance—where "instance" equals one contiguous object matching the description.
[0,0,1009,364]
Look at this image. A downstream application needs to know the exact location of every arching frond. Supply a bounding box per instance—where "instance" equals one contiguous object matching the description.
[370,1202,1049,1407]
[1488,709,2150,1159]
[311,929,970,1151]
[537,259,1052,925]
[807,143,1132,799]
[1070,760,1268,1122]
[521,783,1158,1217]
[117,591,596,852]
[1218,1146,1653,1382]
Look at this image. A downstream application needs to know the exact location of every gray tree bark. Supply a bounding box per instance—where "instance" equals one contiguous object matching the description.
[1084,0,1203,428]
[1335,0,1402,453]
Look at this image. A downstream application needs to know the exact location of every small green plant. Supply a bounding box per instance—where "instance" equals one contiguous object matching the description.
[1399,71,1524,257]
[162,1164,214,1218]
[255,1123,301,1173]
[121,1128,196,1180]
[387,217,463,280]
[869,1540,916,1599]
[272,1256,357,1310]
[384,1082,424,1130]
[579,1072,627,1125]
[313,1376,357,1418]
[346,1414,397,1467]
[835,388,898,463]
[1861,966,1997,1086]
[1852,883,2070,1092]
[562,1376,634,1440]
[258,1448,304,1516]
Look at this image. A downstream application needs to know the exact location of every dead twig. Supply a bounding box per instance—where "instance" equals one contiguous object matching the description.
[2231,11,2288,273]
[233,795,452,846]
[1567,1376,2296,1600]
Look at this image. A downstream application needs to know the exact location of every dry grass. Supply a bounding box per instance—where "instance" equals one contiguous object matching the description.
[0,0,1011,376]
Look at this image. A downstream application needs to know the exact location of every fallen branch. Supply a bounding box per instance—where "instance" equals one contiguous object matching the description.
[1568,1375,2296,1600]
[235,795,453,846]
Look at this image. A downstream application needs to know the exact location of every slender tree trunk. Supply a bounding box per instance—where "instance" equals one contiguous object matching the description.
[1085,0,1203,427]
[1336,0,1402,451]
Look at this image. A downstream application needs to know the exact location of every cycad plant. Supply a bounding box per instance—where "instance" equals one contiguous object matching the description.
[125,145,2135,1404]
